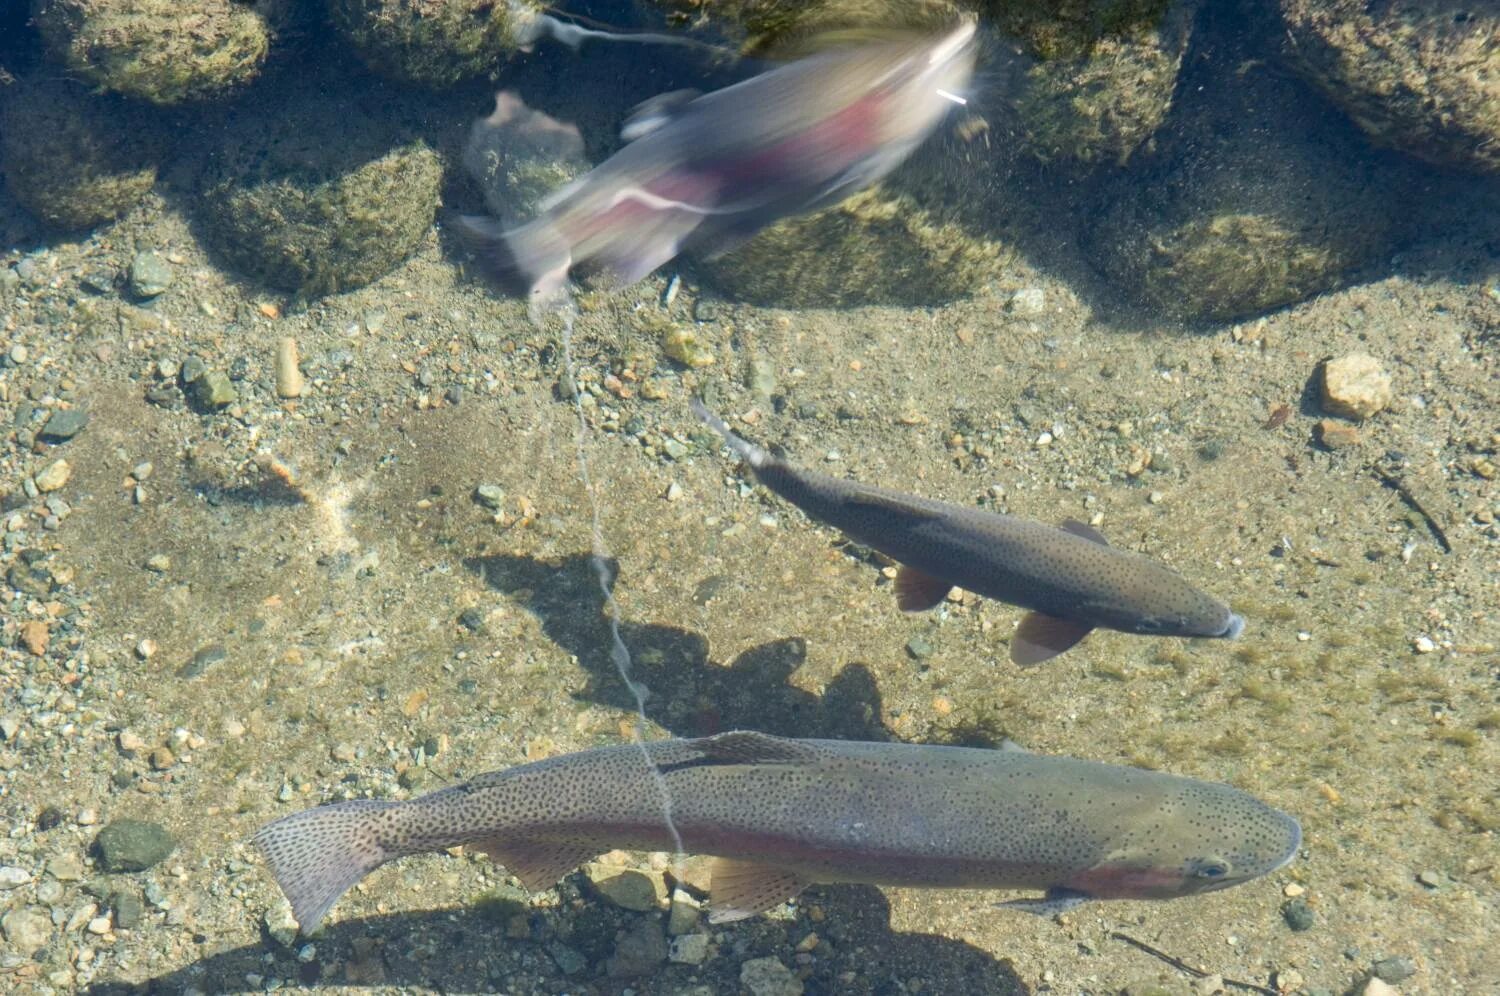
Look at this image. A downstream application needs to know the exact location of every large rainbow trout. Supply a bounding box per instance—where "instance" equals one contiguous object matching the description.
[693,400,1244,666]
[255,732,1299,931]
[458,20,977,314]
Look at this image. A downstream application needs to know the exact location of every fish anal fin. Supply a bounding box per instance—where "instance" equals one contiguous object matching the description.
[1011,612,1093,667]
[706,858,810,922]
[693,731,820,765]
[894,564,952,612]
[1060,519,1109,546]
[996,886,1091,918]
[844,488,944,520]
[475,837,598,893]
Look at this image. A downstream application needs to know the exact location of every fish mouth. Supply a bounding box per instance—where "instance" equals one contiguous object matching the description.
[1221,613,1246,639]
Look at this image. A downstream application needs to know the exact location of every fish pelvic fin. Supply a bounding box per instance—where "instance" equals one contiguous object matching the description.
[690,398,772,470]
[453,213,572,314]
[894,564,952,612]
[1011,612,1093,667]
[706,858,810,923]
[253,799,402,932]
[474,838,600,893]
[995,886,1091,918]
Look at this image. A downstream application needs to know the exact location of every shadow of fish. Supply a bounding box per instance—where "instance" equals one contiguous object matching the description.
[692,400,1244,666]
[457,20,977,313]
[254,731,1299,932]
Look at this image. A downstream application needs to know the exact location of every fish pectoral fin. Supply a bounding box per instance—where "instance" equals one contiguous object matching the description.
[1059,518,1110,546]
[894,564,952,612]
[1010,612,1093,667]
[692,731,821,765]
[620,89,701,142]
[474,838,599,893]
[842,488,944,521]
[995,886,1091,918]
[706,858,810,923]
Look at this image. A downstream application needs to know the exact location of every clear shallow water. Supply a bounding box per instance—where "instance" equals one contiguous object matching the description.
[0,2,1495,994]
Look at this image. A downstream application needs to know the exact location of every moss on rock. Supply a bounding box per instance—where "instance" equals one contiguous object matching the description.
[0,76,163,230]
[695,185,1007,307]
[1010,1,1197,165]
[1082,6,1416,322]
[199,92,443,295]
[1278,0,1500,174]
[32,0,287,104]
[329,0,541,88]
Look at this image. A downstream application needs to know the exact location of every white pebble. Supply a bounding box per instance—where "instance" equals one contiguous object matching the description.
[87,915,112,935]
[1413,635,1436,653]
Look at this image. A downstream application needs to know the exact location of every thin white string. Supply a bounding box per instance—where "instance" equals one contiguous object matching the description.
[548,293,686,861]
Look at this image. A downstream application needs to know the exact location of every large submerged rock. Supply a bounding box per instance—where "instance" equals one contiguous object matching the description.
[1278,0,1500,174]
[32,0,292,104]
[0,76,164,229]
[1082,6,1418,323]
[197,74,443,295]
[329,0,542,87]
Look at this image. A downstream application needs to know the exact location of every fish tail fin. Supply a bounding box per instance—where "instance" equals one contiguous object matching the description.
[690,398,771,470]
[253,799,403,932]
[453,213,573,311]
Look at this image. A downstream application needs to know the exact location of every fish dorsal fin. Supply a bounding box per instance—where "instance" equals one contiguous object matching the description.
[995,886,1091,918]
[998,738,1029,753]
[474,837,599,893]
[894,564,952,612]
[1059,519,1109,545]
[706,858,810,922]
[620,89,701,142]
[1011,612,1093,667]
[844,488,944,521]
[692,731,820,765]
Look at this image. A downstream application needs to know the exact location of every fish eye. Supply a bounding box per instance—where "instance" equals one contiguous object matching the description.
[1191,858,1232,879]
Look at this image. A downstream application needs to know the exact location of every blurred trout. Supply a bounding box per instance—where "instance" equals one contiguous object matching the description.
[693,400,1244,665]
[255,731,1299,930]
[458,20,977,313]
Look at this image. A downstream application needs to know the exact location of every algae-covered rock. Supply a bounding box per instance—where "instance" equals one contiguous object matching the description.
[0,77,163,230]
[32,0,288,104]
[199,86,442,295]
[1082,7,1415,323]
[330,0,542,87]
[645,0,963,53]
[696,185,1007,307]
[1278,0,1500,174]
[1009,1,1198,165]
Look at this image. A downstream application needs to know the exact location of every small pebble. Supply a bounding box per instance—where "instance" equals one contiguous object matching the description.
[39,409,89,443]
[34,459,71,492]
[128,252,173,299]
[1282,897,1315,932]
[1412,635,1435,653]
[668,933,710,965]
[474,484,505,511]
[1321,353,1392,420]
[0,866,31,889]
[740,955,803,996]
[145,554,171,573]
[1315,418,1361,450]
[1371,956,1417,983]
[274,337,304,399]
[1416,870,1441,889]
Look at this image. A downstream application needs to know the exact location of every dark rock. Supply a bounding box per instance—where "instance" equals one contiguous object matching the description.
[1372,956,1417,983]
[1282,897,1316,932]
[606,917,668,977]
[94,819,175,872]
[39,408,88,443]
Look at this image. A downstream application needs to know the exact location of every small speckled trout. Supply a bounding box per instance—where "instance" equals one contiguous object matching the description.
[254,732,1299,931]
[692,400,1244,665]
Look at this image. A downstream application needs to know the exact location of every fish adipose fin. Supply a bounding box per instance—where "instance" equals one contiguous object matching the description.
[693,730,820,765]
[475,837,601,893]
[996,886,1091,918]
[1059,519,1110,545]
[707,858,810,922]
[253,799,402,932]
[894,564,952,612]
[1011,612,1093,667]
